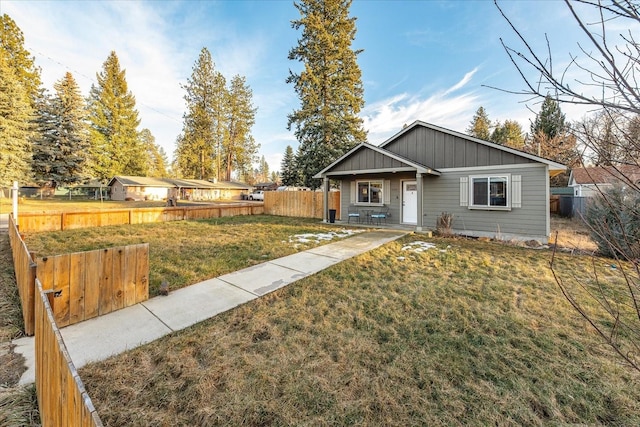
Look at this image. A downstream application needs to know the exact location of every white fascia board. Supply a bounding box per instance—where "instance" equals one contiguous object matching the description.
[438,163,546,173]
[323,167,418,176]
[313,142,440,178]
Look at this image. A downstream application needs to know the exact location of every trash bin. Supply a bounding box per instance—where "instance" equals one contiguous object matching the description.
[329,209,336,223]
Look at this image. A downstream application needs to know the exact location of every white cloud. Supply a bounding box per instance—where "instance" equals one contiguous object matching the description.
[443,67,479,96]
[362,69,482,144]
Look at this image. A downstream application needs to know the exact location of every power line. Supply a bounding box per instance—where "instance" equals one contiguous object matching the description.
[29,46,183,125]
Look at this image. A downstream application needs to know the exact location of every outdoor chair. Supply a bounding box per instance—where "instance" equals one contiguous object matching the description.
[347,207,361,223]
[370,207,389,225]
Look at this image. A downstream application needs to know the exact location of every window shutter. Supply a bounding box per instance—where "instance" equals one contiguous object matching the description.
[460,177,468,206]
[350,181,356,204]
[512,175,522,208]
[384,180,391,205]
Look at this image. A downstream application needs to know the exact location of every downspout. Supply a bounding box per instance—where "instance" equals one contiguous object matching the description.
[416,172,423,232]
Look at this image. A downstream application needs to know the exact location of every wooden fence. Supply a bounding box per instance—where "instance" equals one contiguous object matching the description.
[264,191,340,219]
[550,196,560,215]
[36,278,103,426]
[8,214,150,333]
[8,214,36,335]
[17,203,264,233]
[36,244,149,328]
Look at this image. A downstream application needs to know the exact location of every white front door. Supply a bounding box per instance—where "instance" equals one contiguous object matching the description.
[402,181,418,224]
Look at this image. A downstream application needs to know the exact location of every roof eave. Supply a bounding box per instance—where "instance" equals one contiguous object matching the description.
[313,142,440,179]
[381,121,569,170]
[320,166,441,178]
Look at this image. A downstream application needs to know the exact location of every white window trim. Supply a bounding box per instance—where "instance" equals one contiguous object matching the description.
[468,174,511,211]
[354,179,385,206]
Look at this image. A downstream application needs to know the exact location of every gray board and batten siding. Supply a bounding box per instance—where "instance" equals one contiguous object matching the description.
[381,124,538,170]
[323,144,433,175]
[340,172,415,225]
[317,121,564,242]
[423,165,551,241]
[339,166,550,241]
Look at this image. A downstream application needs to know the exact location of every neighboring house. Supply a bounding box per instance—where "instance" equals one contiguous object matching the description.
[109,176,175,201]
[568,165,640,197]
[212,181,253,200]
[253,182,279,191]
[176,179,251,201]
[108,176,251,201]
[276,186,312,192]
[314,121,566,242]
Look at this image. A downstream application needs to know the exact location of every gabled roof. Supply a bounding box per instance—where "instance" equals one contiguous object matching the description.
[569,165,640,185]
[169,178,216,189]
[313,142,441,178]
[381,120,567,171]
[108,176,173,187]
[108,176,251,190]
[213,181,251,190]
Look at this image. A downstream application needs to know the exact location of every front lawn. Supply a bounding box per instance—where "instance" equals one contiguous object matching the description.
[79,235,640,425]
[23,215,354,296]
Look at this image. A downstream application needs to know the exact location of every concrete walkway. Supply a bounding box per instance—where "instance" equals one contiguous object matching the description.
[12,229,407,385]
[0,213,7,231]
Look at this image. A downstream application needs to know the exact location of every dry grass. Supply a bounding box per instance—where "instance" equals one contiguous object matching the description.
[23,215,349,297]
[550,215,598,253]
[80,236,640,426]
[0,385,39,427]
[0,235,24,342]
[0,233,40,425]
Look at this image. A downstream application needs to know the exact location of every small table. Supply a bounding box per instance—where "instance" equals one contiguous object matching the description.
[361,209,373,224]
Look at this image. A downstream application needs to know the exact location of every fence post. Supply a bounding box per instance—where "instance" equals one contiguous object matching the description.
[44,289,55,313]
[25,260,37,336]
[12,181,19,223]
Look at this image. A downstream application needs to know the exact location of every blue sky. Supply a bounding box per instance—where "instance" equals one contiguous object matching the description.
[3,0,596,174]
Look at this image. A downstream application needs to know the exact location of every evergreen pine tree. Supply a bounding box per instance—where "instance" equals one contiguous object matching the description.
[280,145,298,186]
[490,119,525,149]
[287,0,367,188]
[0,14,41,189]
[33,72,90,187]
[140,128,168,177]
[224,75,258,181]
[87,51,144,180]
[0,49,33,187]
[175,48,226,180]
[258,155,270,183]
[530,95,566,139]
[466,106,492,140]
[0,14,42,107]
[525,96,579,185]
[526,95,578,171]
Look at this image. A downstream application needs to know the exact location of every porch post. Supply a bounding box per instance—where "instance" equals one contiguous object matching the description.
[322,177,329,223]
[415,172,423,232]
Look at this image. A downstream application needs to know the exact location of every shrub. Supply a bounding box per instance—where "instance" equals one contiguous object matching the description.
[436,212,453,237]
[583,185,640,260]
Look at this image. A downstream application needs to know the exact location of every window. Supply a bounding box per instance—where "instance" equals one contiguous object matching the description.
[472,176,507,207]
[356,180,383,205]
[460,174,521,209]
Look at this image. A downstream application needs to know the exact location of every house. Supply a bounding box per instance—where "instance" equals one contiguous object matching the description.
[314,121,566,243]
[568,165,640,197]
[109,176,175,201]
[172,179,251,201]
[254,182,280,192]
[108,176,251,201]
